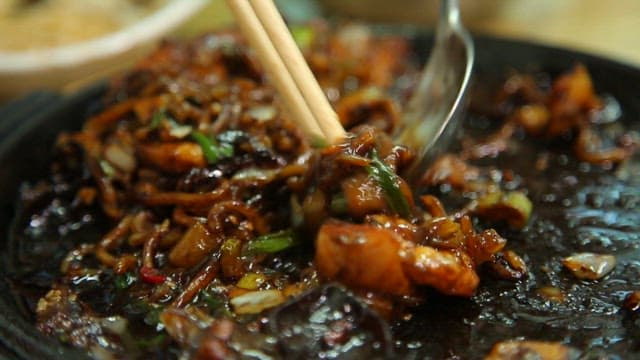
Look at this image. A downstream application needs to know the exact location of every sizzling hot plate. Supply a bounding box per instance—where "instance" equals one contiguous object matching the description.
[0,34,639,359]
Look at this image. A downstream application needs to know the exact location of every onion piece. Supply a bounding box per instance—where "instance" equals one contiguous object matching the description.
[168,123,193,138]
[473,191,532,229]
[561,252,616,280]
[246,105,276,122]
[230,289,285,315]
[104,143,136,173]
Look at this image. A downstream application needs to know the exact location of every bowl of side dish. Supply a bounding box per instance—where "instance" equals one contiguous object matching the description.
[0,0,207,100]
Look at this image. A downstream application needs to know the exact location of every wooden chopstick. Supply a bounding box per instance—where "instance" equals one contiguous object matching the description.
[247,0,346,143]
[226,0,346,145]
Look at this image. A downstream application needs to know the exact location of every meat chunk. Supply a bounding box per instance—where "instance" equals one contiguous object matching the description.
[315,221,483,297]
[485,340,580,360]
[403,246,479,297]
[315,221,413,296]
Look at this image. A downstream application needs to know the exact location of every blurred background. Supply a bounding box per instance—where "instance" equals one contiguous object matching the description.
[1,0,638,100]
[185,0,640,66]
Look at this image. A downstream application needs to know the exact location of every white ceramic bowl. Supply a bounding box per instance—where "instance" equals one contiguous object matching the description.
[0,0,207,100]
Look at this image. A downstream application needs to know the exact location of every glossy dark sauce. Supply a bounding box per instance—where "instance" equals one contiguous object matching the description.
[395,110,640,358]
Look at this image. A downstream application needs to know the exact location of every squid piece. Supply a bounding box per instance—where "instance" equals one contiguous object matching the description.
[402,246,479,297]
[335,87,400,133]
[341,174,388,219]
[544,64,602,138]
[138,142,206,173]
[315,221,482,297]
[315,221,413,296]
[574,126,635,165]
[509,104,550,135]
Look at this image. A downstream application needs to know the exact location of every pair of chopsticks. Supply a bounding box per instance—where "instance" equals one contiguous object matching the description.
[226,0,346,145]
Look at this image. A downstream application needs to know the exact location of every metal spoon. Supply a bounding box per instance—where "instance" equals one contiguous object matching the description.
[395,0,474,184]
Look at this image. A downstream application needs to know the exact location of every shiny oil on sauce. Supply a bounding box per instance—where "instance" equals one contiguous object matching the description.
[394,106,640,358]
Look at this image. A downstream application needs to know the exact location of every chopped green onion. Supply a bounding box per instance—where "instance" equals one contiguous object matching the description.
[114,272,136,290]
[200,290,225,309]
[199,289,233,317]
[99,159,116,178]
[366,150,412,219]
[310,136,328,149]
[149,110,167,129]
[243,229,297,256]
[291,25,315,50]
[191,130,234,164]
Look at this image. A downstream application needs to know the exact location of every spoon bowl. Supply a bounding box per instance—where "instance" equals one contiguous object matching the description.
[395,0,474,183]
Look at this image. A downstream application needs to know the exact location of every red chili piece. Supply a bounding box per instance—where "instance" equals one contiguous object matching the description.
[140,266,166,284]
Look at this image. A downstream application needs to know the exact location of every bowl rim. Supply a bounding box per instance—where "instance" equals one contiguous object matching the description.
[0,0,207,74]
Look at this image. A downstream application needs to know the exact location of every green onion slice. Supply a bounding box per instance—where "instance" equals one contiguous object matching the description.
[191,130,234,164]
[243,229,297,256]
[366,150,412,219]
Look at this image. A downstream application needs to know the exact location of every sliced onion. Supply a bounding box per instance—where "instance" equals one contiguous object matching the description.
[230,289,285,315]
[232,167,278,182]
[562,252,616,280]
[169,124,193,138]
[246,106,276,122]
[104,143,136,173]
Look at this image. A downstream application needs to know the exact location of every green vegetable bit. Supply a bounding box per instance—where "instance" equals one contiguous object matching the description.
[243,229,297,256]
[200,290,225,309]
[291,25,315,50]
[99,159,116,178]
[199,289,233,317]
[191,130,234,164]
[149,110,165,129]
[114,272,137,290]
[366,150,412,219]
